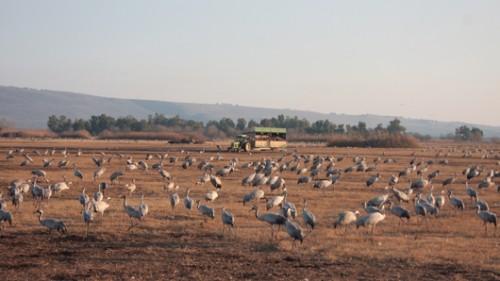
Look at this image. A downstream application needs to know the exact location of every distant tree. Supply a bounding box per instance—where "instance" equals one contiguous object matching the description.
[236,118,247,131]
[387,118,406,134]
[71,118,88,131]
[469,127,484,142]
[47,115,72,133]
[454,125,471,141]
[247,119,258,129]
[88,114,115,135]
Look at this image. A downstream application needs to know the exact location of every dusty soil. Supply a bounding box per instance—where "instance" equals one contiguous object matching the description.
[0,139,499,280]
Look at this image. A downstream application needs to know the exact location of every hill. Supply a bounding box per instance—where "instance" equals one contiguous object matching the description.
[1,86,499,138]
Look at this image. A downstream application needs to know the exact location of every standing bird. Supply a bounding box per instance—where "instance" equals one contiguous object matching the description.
[184,189,193,212]
[301,199,316,230]
[366,173,381,188]
[210,176,222,190]
[92,198,110,216]
[110,171,124,185]
[0,209,13,233]
[333,210,360,234]
[170,188,180,215]
[448,190,465,213]
[34,209,67,234]
[121,195,142,230]
[221,207,235,236]
[195,200,215,221]
[386,200,411,231]
[138,193,149,220]
[250,205,287,239]
[285,220,304,248]
[442,173,457,188]
[93,167,106,183]
[73,164,84,181]
[356,211,386,236]
[125,179,137,197]
[243,188,265,206]
[82,202,93,238]
[434,190,446,210]
[465,181,478,204]
[266,189,287,210]
[78,188,90,213]
[476,206,497,237]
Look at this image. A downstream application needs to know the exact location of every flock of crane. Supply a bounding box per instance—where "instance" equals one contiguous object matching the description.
[0,144,499,251]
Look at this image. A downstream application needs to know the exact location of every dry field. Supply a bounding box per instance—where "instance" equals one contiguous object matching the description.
[0,138,499,281]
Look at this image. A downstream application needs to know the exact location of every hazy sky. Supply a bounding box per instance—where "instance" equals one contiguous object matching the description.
[1,1,499,126]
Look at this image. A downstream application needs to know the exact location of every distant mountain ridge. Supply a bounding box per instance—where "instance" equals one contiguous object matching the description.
[1,86,499,138]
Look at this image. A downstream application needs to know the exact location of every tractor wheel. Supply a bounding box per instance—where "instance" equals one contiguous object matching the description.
[244,142,251,152]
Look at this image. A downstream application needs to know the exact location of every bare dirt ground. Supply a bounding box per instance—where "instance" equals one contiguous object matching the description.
[0,138,499,280]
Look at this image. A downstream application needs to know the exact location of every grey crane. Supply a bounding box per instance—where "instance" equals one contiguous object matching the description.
[465,181,477,203]
[184,189,193,211]
[243,188,265,206]
[313,178,333,190]
[50,175,72,196]
[82,202,93,238]
[210,175,222,190]
[301,199,316,230]
[362,202,385,214]
[269,176,286,192]
[58,157,70,168]
[478,177,494,190]
[474,197,489,211]
[170,188,180,215]
[442,173,457,188]
[333,210,359,234]
[416,193,439,217]
[366,173,381,188]
[386,200,411,231]
[242,173,256,186]
[205,189,218,204]
[125,179,137,197]
[110,171,124,185]
[121,195,142,230]
[92,198,110,216]
[250,205,287,239]
[138,193,148,219]
[392,186,410,203]
[94,184,104,202]
[221,207,235,236]
[0,209,13,233]
[31,169,49,182]
[411,177,430,191]
[196,172,211,185]
[93,167,106,183]
[426,186,435,206]
[266,189,287,210]
[42,158,55,168]
[356,211,386,236]
[159,169,172,181]
[34,209,67,234]
[285,220,304,248]
[367,187,389,208]
[78,188,90,213]
[476,206,497,237]
[138,161,149,173]
[388,175,399,187]
[434,190,446,209]
[282,194,297,219]
[297,176,312,184]
[196,200,215,221]
[448,190,465,213]
[72,164,84,181]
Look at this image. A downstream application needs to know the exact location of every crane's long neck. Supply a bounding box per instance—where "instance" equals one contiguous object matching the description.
[123,196,128,207]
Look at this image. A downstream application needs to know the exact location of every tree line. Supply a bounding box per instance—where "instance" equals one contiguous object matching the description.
[46,113,483,141]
